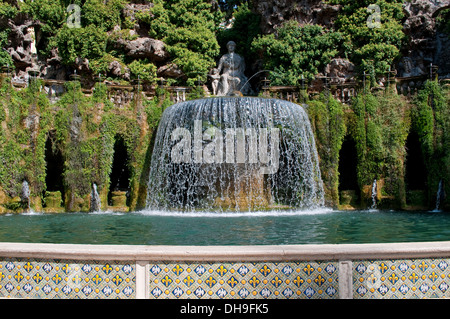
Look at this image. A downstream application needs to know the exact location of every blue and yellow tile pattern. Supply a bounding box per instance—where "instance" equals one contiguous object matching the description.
[0,258,135,299]
[353,258,450,299]
[2,256,450,298]
[148,261,340,299]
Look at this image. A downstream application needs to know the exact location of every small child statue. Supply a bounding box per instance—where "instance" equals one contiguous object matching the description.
[209,68,220,96]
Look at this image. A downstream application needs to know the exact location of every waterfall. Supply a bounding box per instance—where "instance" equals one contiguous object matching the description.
[90,183,101,212]
[370,179,377,210]
[146,97,324,212]
[20,180,30,211]
[432,179,445,212]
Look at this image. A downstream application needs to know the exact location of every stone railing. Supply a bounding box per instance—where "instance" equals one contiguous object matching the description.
[262,83,358,104]
[396,75,430,97]
[2,73,446,108]
[0,241,450,299]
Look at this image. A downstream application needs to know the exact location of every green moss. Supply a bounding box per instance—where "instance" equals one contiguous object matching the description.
[307,93,346,207]
[347,87,409,208]
[412,80,449,208]
[0,76,162,212]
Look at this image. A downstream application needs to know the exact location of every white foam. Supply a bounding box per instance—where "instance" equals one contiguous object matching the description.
[88,210,125,216]
[21,210,43,216]
[133,207,334,218]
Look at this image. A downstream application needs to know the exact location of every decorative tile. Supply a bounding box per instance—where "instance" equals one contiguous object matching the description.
[0,258,135,299]
[353,258,450,299]
[148,261,339,299]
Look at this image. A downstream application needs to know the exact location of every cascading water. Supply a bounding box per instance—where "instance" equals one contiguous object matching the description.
[20,180,30,211]
[432,179,445,212]
[371,179,377,210]
[90,183,101,212]
[146,97,324,212]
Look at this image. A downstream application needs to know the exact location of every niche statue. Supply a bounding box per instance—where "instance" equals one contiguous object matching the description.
[211,41,250,96]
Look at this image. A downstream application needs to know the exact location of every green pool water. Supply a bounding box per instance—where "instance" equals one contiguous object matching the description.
[0,209,448,245]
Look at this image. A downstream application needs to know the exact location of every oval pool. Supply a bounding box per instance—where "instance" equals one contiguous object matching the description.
[0,209,449,245]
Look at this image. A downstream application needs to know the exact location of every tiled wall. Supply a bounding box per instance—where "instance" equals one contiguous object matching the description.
[1,255,450,299]
[353,258,450,299]
[0,258,135,299]
[148,261,339,299]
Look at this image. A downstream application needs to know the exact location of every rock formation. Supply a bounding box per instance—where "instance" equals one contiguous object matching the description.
[252,0,449,79]
[253,0,341,34]
[399,0,450,77]
[117,37,169,62]
[324,58,355,84]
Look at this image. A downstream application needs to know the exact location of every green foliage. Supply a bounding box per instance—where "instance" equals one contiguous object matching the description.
[352,93,382,185]
[436,8,450,34]
[0,28,13,70]
[217,3,261,66]
[21,0,127,72]
[53,24,107,66]
[307,93,346,206]
[81,0,126,31]
[412,81,447,160]
[252,21,342,85]
[144,88,173,128]
[217,0,249,18]
[411,80,449,205]
[138,0,223,86]
[21,0,126,33]
[328,0,406,83]
[20,0,65,34]
[0,1,16,69]
[0,78,51,200]
[0,1,18,19]
[89,53,118,76]
[0,72,165,211]
[350,88,410,206]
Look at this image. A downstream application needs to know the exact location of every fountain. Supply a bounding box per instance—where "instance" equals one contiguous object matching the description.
[90,183,101,212]
[20,180,31,212]
[146,41,324,212]
[370,179,377,210]
[432,179,445,212]
[146,97,324,212]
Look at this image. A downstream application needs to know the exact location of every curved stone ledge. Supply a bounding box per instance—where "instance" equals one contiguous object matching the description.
[0,241,449,261]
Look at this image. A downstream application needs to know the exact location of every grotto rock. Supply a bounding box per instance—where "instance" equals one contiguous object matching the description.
[324,58,355,84]
[41,48,67,80]
[253,0,341,33]
[118,37,169,62]
[108,60,130,80]
[157,63,185,79]
[74,57,90,74]
[401,0,450,77]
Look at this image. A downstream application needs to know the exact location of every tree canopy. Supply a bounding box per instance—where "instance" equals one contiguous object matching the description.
[252,21,342,85]
[328,0,406,83]
[0,0,421,87]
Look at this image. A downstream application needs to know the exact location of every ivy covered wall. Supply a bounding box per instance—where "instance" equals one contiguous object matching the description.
[0,75,449,213]
[305,81,449,211]
[0,75,167,213]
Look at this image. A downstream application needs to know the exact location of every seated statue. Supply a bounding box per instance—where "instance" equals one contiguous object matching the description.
[213,41,250,96]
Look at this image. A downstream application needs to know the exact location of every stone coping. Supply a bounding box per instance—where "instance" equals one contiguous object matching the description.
[0,241,449,262]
